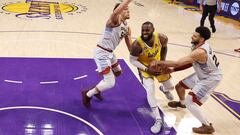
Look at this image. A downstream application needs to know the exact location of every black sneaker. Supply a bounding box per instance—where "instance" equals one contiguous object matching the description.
[168,101,186,108]
[82,90,92,108]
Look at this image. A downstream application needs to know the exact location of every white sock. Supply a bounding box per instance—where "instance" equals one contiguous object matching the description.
[87,88,98,97]
[152,106,161,120]
[162,79,174,92]
[185,95,209,125]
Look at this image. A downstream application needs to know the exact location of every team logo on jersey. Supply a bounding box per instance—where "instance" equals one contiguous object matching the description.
[0,0,87,20]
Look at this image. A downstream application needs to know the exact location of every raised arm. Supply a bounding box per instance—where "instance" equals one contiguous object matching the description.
[109,0,132,24]
[125,27,132,52]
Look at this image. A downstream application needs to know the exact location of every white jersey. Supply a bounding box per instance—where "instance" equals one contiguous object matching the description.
[97,21,129,51]
[192,43,222,80]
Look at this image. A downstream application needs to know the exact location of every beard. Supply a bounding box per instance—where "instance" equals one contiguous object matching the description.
[141,33,153,42]
[191,40,199,49]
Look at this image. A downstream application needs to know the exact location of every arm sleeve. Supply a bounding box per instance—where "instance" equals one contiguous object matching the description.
[129,55,147,71]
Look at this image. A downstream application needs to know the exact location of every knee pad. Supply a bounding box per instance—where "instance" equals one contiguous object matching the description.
[162,79,174,91]
[103,72,116,88]
[96,71,116,91]
[185,92,202,106]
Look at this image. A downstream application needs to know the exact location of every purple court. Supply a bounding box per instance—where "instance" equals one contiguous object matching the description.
[0,57,176,135]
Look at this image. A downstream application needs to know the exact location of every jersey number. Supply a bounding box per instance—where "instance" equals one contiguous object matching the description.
[212,54,219,67]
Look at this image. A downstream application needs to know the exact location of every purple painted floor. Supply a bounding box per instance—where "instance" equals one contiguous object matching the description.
[0,57,176,135]
[212,92,240,120]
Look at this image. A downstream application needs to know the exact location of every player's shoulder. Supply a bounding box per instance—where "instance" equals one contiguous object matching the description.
[191,48,207,57]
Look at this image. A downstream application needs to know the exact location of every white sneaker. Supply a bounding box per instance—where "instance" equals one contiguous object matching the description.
[159,85,174,101]
[150,119,162,134]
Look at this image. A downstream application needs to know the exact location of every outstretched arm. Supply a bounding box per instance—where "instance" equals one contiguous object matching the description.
[151,48,207,70]
[172,63,193,72]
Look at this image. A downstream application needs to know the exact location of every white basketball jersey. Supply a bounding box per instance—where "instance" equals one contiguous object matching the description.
[193,43,222,80]
[97,21,129,51]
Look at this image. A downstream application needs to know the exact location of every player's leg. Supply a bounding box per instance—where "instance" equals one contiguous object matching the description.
[157,75,174,100]
[82,50,116,107]
[168,73,197,108]
[208,5,217,33]
[142,77,162,134]
[110,54,122,77]
[200,5,209,26]
[185,79,221,134]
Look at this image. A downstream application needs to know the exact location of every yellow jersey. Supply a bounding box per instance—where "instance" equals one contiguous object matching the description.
[137,32,170,82]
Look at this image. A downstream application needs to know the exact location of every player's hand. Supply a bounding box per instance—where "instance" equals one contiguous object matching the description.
[160,67,174,74]
[150,60,166,68]
[149,60,160,69]
[146,67,161,76]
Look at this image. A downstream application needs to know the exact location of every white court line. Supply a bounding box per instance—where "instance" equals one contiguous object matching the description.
[74,75,87,80]
[4,80,23,84]
[0,106,103,135]
[40,81,59,84]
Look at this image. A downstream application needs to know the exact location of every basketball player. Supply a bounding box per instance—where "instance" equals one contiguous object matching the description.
[200,0,222,33]
[82,0,133,108]
[150,26,222,134]
[130,21,174,134]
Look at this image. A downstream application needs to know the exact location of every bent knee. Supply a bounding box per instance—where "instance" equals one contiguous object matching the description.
[105,78,115,88]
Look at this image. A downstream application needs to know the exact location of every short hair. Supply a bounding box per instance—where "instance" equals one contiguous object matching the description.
[142,21,154,27]
[195,26,211,41]
[114,3,121,10]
